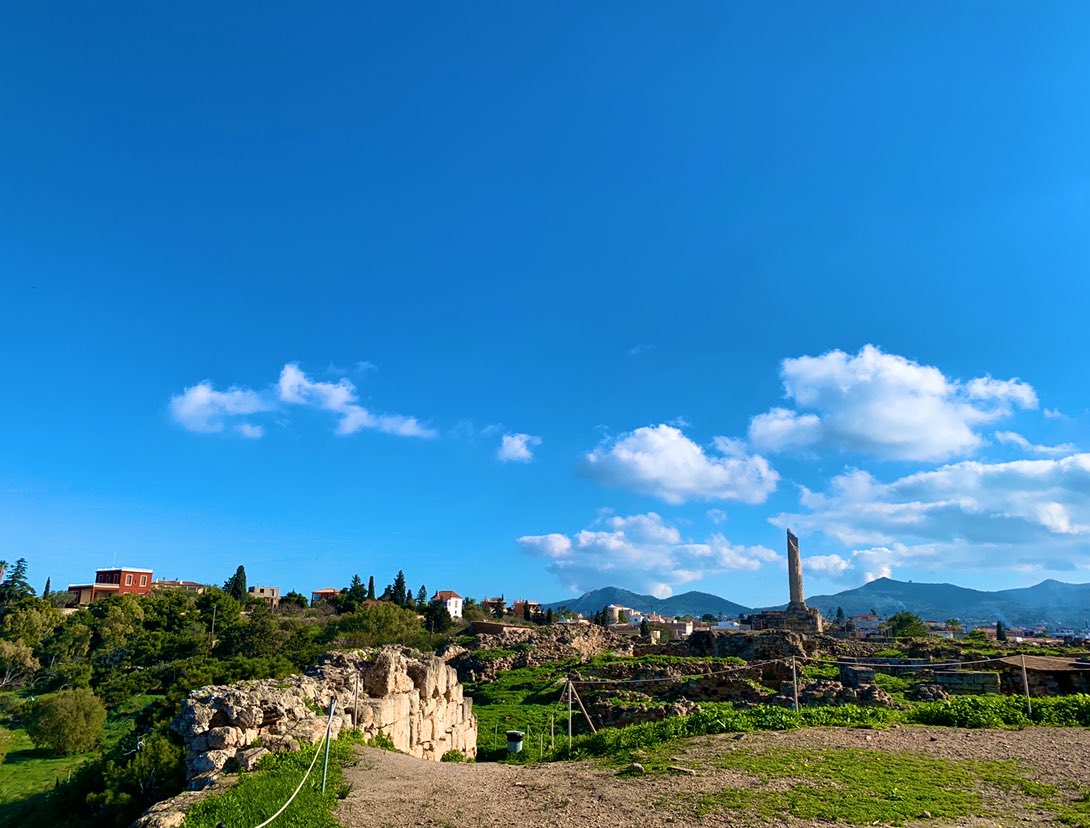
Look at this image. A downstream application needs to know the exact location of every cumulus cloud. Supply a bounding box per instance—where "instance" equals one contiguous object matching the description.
[706,508,728,525]
[518,512,780,595]
[583,424,779,504]
[748,345,1039,461]
[498,433,542,463]
[994,431,1078,458]
[277,363,435,437]
[170,363,435,439]
[775,453,1090,578]
[169,382,272,435]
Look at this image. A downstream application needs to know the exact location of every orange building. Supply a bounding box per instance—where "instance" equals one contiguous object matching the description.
[68,567,154,605]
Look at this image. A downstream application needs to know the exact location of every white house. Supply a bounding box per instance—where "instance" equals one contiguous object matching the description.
[432,590,463,619]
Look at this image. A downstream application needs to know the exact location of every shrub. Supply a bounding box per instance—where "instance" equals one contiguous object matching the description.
[25,687,107,755]
[908,695,1030,729]
[441,749,466,763]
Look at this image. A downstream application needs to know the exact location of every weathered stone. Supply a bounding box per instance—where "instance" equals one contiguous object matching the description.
[236,746,270,771]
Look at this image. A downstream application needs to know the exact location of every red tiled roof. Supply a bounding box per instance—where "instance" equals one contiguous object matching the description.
[433,590,462,600]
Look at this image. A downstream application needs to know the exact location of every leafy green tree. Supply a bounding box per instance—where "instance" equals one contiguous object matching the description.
[417,585,428,606]
[0,639,38,687]
[281,590,308,609]
[224,601,283,656]
[404,591,416,610]
[392,570,408,606]
[367,575,376,601]
[0,558,35,607]
[996,620,1008,642]
[223,566,247,602]
[2,596,62,647]
[424,600,452,633]
[335,602,427,648]
[346,575,366,605]
[945,618,963,633]
[701,613,717,623]
[462,598,486,622]
[887,611,928,638]
[25,688,107,755]
[640,618,650,637]
[835,607,846,625]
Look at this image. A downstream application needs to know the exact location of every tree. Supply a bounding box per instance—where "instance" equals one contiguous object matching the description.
[0,639,38,687]
[462,598,486,622]
[346,575,366,605]
[545,608,554,625]
[282,590,308,609]
[887,611,928,638]
[523,602,533,623]
[0,558,35,607]
[42,577,51,599]
[701,613,717,623]
[945,618,963,633]
[640,618,650,637]
[996,620,1009,642]
[25,688,107,755]
[367,575,376,601]
[835,607,846,626]
[417,585,428,607]
[223,566,247,602]
[424,600,452,633]
[392,570,408,607]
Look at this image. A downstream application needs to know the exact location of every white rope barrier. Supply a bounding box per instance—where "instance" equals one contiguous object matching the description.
[249,699,337,828]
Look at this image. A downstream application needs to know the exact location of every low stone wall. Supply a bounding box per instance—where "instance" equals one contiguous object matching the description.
[138,648,476,827]
[931,670,1001,695]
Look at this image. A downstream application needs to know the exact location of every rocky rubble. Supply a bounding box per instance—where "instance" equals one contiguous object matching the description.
[771,679,895,708]
[136,647,477,828]
[446,623,631,682]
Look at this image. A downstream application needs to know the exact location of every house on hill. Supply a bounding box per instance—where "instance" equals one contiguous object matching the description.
[311,588,339,605]
[432,590,463,618]
[67,567,154,605]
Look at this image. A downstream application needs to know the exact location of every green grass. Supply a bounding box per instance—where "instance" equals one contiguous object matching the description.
[693,748,984,825]
[181,731,363,828]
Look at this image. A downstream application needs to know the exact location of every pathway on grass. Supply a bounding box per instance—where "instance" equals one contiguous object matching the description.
[335,726,1090,828]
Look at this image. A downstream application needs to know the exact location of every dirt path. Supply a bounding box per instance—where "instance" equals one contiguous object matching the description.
[335,726,1090,828]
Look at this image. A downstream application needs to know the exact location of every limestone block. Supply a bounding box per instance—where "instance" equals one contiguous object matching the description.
[189,749,234,774]
[205,727,242,750]
[225,704,264,729]
[236,746,270,772]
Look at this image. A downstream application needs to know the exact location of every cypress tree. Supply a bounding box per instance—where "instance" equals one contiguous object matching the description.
[367,575,376,601]
[42,577,51,598]
[392,570,407,607]
[417,585,428,606]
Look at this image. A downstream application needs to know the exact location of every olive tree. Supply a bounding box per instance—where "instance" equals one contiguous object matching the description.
[25,688,107,755]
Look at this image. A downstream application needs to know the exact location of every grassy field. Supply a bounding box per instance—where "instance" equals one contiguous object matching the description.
[181,731,363,828]
[0,692,159,827]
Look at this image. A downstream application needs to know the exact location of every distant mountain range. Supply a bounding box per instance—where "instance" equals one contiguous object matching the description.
[541,586,750,620]
[544,578,1090,629]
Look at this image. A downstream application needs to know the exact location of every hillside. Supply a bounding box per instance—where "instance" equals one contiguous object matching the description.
[541,587,751,619]
[804,577,1090,628]
[545,578,1090,628]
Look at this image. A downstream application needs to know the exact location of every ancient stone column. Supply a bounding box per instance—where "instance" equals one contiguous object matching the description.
[787,529,804,606]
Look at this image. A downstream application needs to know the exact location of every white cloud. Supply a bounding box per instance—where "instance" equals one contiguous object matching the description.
[236,423,265,439]
[994,431,1078,458]
[775,453,1090,578]
[519,512,780,594]
[706,508,727,525]
[169,382,271,435]
[583,424,779,504]
[498,433,542,463]
[1044,408,1064,419]
[277,364,435,438]
[748,345,1038,461]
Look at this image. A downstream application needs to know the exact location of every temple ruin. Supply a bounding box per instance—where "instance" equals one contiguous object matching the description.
[750,530,824,634]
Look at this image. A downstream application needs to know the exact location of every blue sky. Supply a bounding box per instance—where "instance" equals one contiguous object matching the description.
[2,4,1090,607]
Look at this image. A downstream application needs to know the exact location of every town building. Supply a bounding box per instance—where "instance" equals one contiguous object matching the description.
[850,613,881,638]
[311,588,339,604]
[431,590,463,618]
[152,579,208,594]
[67,567,154,605]
[511,599,541,619]
[480,596,507,617]
[248,586,281,607]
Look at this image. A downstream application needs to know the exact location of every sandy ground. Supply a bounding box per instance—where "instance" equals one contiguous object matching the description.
[335,726,1090,828]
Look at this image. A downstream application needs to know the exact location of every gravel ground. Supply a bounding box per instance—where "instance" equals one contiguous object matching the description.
[335,726,1090,828]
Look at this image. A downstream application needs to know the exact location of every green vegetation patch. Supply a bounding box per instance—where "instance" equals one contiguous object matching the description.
[694,748,982,825]
[181,731,363,828]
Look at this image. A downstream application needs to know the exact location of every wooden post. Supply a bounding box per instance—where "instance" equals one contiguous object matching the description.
[570,682,597,734]
[567,680,573,752]
[1020,654,1033,719]
[791,657,800,713]
[353,671,360,729]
